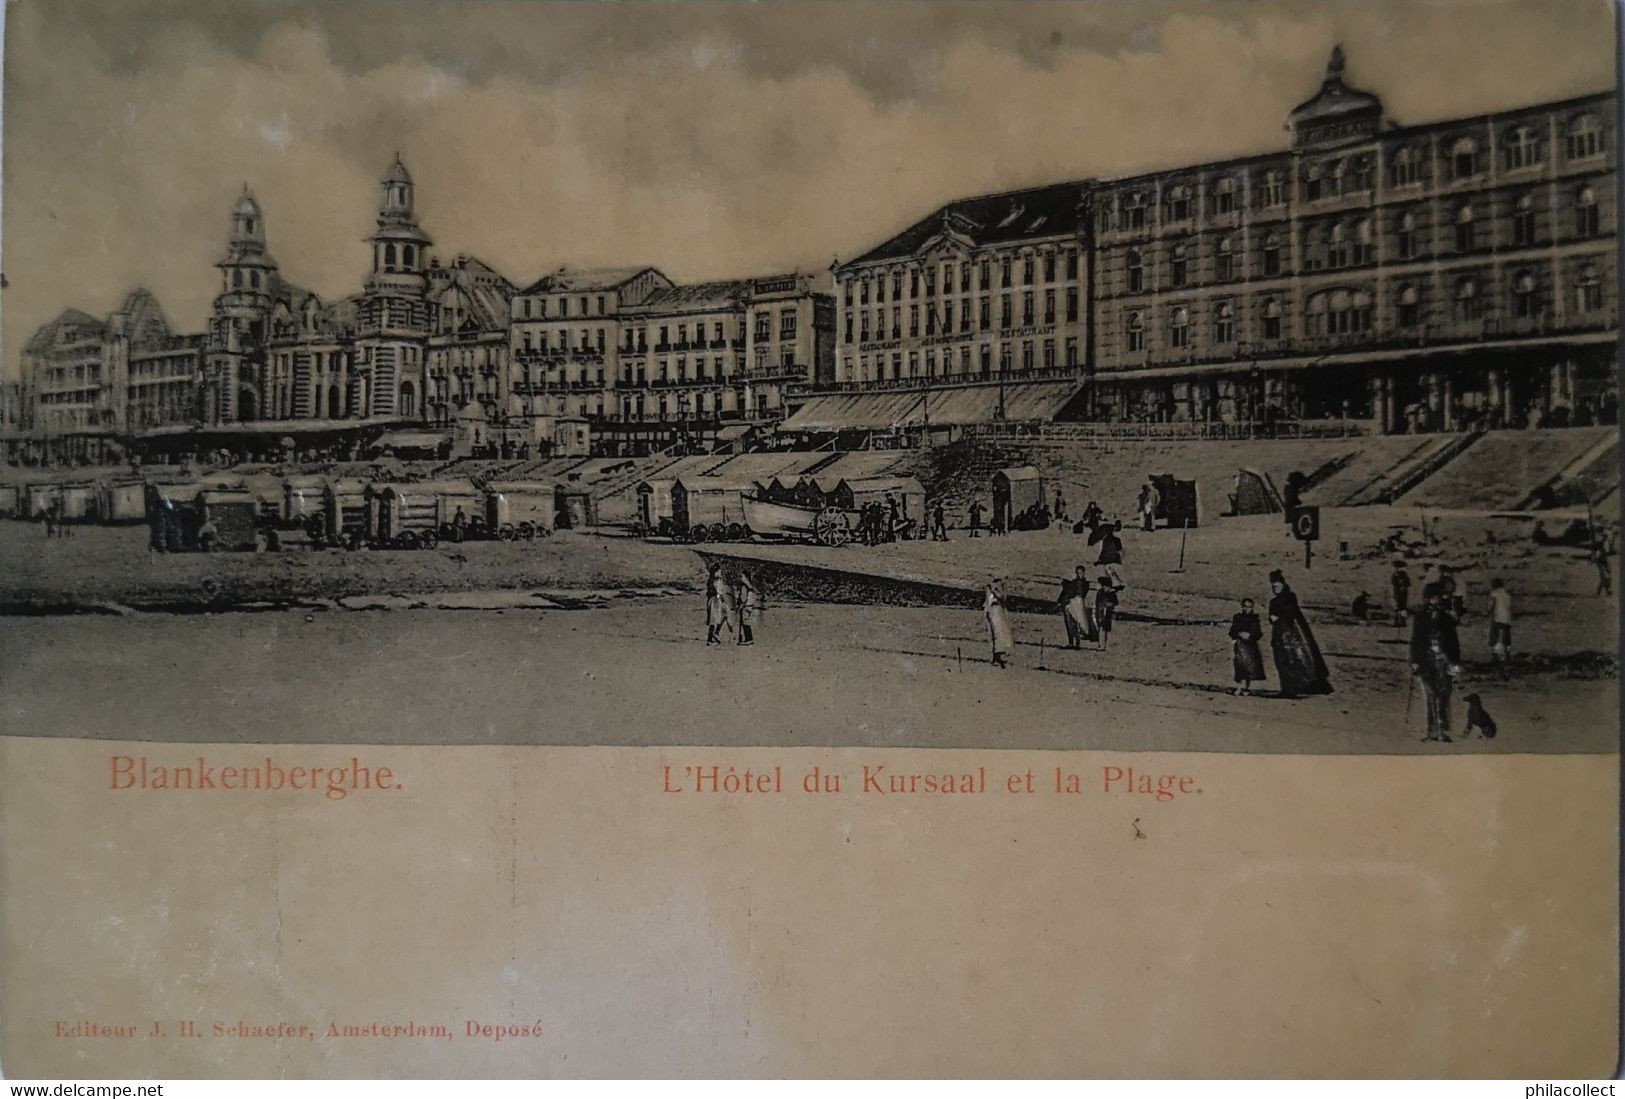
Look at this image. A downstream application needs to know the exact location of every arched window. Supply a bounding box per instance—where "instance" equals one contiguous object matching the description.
[403,244,416,268]
[1305,288,1372,336]
[1166,184,1193,221]
[1216,235,1235,281]
[1126,311,1145,352]
[1262,232,1281,276]
[1454,204,1475,252]
[1169,242,1189,287]
[1348,155,1373,192]
[1124,190,1149,229]
[1576,186,1600,238]
[1453,276,1481,322]
[1353,218,1374,264]
[1390,146,1420,187]
[1214,302,1235,343]
[383,242,397,270]
[1504,125,1542,170]
[1257,169,1285,208]
[1212,176,1237,214]
[249,270,261,291]
[1303,225,1325,271]
[1328,222,1349,269]
[1450,136,1478,180]
[232,269,243,290]
[1397,283,1420,328]
[1168,306,1190,348]
[1514,193,1537,245]
[1512,270,1539,318]
[1261,297,1283,340]
[1397,210,1421,259]
[1577,265,1603,313]
[1330,159,1347,194]
[1567,113,1603,160]
[1126,249,1144,293]
[1304,161,1325,201]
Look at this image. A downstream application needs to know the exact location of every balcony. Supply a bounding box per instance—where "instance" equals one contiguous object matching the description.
[793,363,1086,396]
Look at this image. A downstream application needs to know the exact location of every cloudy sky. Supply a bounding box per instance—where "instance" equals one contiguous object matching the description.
[1,0,1615,376]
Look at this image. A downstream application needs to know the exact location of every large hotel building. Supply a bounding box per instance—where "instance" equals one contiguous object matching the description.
[804,47,1617,435]
[8,161,833,462]
[4,48,1616,462]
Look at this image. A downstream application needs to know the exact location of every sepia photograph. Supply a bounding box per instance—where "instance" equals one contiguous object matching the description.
[0,0,1617,1081]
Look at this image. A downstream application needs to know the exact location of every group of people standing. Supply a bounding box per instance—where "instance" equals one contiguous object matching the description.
[1055,567,1121,652]
[1226,570,1334,698]
[704,563,761,646]
[856,495,905,545]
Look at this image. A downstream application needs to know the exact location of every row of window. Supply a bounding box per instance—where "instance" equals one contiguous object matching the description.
[374,242,421,273]
[518,293,611,320]
[842,249,1081,306]
[844,336,1082,381]
[1112,188,1605,292]
[1121,266,1609,351]
[1102,112,1608,229]
[843,288,1082,343]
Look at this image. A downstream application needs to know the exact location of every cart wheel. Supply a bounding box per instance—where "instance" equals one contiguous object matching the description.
[690,524,709,543]
[518,521,536,541]
[657,518,674,538]
[726,522,745,542]
[709,522,728,542]
[814,506,851,547]
[420,529,439,550]
[498,523,516,541]
[396,530,419,550]
[469,519,488,539]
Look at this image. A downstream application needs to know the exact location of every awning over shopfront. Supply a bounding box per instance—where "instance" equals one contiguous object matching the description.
[783,380,1084,432]
[373,430,449,451]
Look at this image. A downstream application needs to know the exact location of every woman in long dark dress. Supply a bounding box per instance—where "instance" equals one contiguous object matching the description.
[1266,570,1332,697]
[1228,598,1266,695]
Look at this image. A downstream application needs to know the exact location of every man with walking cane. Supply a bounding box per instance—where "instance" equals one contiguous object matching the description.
[1411,582,1461,743]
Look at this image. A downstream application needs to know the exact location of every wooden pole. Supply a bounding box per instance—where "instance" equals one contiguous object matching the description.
[1175,519,1189,572]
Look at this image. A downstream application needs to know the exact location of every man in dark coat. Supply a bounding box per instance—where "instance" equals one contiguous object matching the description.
[1411,582,1462,742]
[968,499,984,538]
[1057,566,1092,649]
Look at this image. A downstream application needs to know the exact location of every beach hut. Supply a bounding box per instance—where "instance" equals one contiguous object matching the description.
[96,479,148,524]
[27,480,98,523]
[636,478,676,535]
[197,489,260,551]
[1150,473,1201,529]
[283,474,329,528]
[145,483,203,551]
[670,477,753,540]
[992,466,1043,531]
[1229,469,1282,516]
[367,478,482,547]
[323,478,371,544]
[555,484,597,530]
[483,480,559,537]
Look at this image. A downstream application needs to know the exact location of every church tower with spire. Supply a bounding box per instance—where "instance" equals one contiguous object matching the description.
[355,154,434,420]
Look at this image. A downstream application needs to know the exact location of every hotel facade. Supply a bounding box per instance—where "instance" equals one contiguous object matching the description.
[807,48,1617,436]
[7,48,1617,462]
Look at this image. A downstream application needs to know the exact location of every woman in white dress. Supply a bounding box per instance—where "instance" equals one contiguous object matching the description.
[984,580,1014,668]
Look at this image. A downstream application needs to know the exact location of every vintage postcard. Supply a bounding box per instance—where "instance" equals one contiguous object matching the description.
[0,0,1618,1080]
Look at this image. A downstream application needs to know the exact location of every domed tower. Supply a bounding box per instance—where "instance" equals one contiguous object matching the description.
[357,154,434,421]
[215,186,278,312]
[366,153,432,297]
[1287,45,1384,149]
[207,185,280,423]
